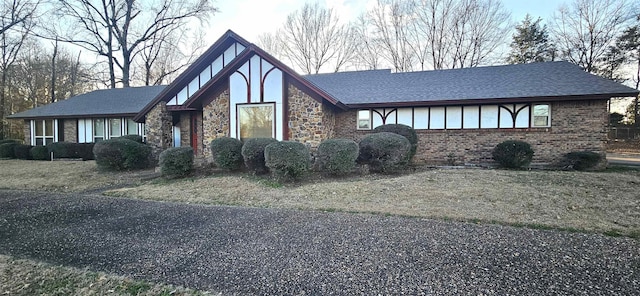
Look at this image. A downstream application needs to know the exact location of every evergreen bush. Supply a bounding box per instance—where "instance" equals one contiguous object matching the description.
[159,147,194,178]
[264,141,310,180]
[210,137,243,170]
[13,144,33,159]
[358,132,411,173]
[492,140,534,169]
[93,138,151,170]
[241,138,278,174]
[563,151,602,171]
[47,142,75,158]
[30,146,50,160]
[0,142,18,158]
[120,134,144,143]
[373,124,418,161]
[316,139,359,175]
[0,139,20,145]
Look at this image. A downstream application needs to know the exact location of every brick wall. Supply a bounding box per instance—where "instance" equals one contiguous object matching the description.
[22,120,30,144]
[63,119,77,143]
[334,100,608,166]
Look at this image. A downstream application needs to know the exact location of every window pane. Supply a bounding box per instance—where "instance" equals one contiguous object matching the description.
[45,120,54,137]
[35,120,43,137]
[36,138,43,146]
[357,110,370,129]
[45,138,54,146]
[94,119,104,137]
[127,119,138,135]
[533,105,550,127]
[239,105,274,140]
[110,118,122,137]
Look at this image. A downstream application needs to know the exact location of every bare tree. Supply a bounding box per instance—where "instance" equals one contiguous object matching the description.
[351,14,381,70]
[365,0,415,72]
[551,0,633,73]
[53,0,216,88]
[0,0,39,138]
[279,2,355,74]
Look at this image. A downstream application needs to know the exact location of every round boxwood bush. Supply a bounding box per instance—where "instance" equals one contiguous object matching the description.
[374,124,418,161]
[492,140,534,169]
[120,134,144,143]
[0,142,18,158]
[359,132,411,173]
[316,139,359,175]
[241,138,278,174]
[30,146,50,160]
[210,137,244,170]
[264,141,310,180]
[13,144,33,160]
[563,151,602,171]
[159,147,194,178]
[93,138,151,171]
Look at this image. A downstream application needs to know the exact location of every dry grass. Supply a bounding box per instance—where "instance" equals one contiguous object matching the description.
[0,255,214,295]
[106,168,640,237]
[0,159,156,192]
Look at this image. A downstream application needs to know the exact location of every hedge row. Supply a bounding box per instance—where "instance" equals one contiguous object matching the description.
[93,138,151,171]
[0,141,95,161]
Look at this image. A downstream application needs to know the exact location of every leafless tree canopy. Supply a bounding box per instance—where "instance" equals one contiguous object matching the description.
[52,0,217,88]
[258,3,356,75]
[550,0,633,73]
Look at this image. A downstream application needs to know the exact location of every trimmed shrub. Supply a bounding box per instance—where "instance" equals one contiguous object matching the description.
[47,142,75,158]
[374,124,418,161]
[120,134,144,143]
[563,151,602,171]
[492,140,534,169]
[0,139,20,145]
[30,146,50,160]
[159,147,194,178]
[0,142,18,158]
[316,139,359,175]
[46,142,95,160]
[76,143,96,160]
[358,132,411,173]
[241,138,278,174]
[264,141,310,180]
[210,137,243,170]
[13,144,33,160]
[93,138,151,171]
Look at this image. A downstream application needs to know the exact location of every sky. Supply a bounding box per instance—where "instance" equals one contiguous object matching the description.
[203,0,568,44]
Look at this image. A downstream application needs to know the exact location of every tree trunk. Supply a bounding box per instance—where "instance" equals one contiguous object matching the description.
[51,39,58,103]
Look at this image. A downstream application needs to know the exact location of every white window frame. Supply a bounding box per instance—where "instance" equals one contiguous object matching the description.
[532,104,551,128]
[30,119,57,146]
[237,103,275,140]
[357,109,372,130]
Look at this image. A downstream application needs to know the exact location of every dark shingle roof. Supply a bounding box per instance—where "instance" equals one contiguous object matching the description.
[8,86,166,119]
[304,61,638,106]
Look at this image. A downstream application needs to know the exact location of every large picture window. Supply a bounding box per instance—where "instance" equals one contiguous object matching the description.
[238,104,274,140]
[109,118,122,138]
[126,118,138,135]
[34,119,55,145]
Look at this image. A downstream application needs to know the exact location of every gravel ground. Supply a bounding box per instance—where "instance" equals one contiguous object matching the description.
[0,190,638,295]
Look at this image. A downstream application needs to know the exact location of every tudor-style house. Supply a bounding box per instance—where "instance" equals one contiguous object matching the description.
[9,30,639,166]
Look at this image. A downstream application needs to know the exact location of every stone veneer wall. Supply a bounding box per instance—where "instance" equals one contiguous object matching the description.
[202,89,230,160]
[63,119,77,143]
[287,83,335,151]
[146,102,173,159]
[334,99,608,166]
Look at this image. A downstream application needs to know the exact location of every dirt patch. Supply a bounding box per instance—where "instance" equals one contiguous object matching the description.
[106,168,640,238]
[0,159,157,193]
[0,255,213,295]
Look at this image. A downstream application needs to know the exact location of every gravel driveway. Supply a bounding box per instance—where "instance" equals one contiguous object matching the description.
[0,190,638,295]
